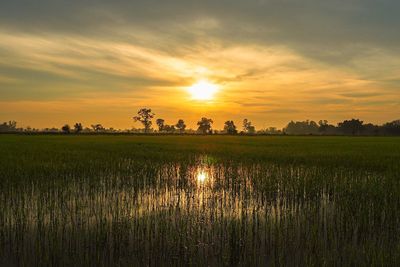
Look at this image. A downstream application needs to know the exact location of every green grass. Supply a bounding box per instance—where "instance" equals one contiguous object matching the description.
[0,135,399,266]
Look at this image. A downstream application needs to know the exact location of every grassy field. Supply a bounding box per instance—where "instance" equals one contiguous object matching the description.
[0,135,399,266]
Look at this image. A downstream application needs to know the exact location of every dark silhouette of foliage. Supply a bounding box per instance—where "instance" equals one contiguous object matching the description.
[362,123,380,136]
[383,120,400,135]
[133,108,154,133]
[338,119,363,135]
[0,121,17,132]
[197,117,213,134]
[156,119,165,132]
[318,120,329,133]
[175,119,186,133]
[224,120,238,134]
[2,111,400,136]
[61,124,71,133]
[156,119,176,133]
[91,124,105,132]
[164,125,175,133]
[243,119,256,134]
[285,120,319,135]
[74,123,83,133]
[258,127,282,135]
[318,120,337,135]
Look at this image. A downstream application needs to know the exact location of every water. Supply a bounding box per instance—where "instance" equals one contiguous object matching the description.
[0,155,398,266]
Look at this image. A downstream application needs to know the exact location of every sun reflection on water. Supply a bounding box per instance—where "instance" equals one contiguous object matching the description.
[196,170,207,183]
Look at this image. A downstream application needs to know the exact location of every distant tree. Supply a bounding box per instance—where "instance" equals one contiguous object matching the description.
[362,123,380,136]
[318,120,329,133]
[243,119,256,134]
[248,126,256,134]
[284,121,295,134]
[133,108,155,133]
[0,122,8,132]
[338,119,363,135]
[224,120,238,134]
[175,119,186,133]
[318,120,337,135]
[61,124,71,133]
[197,117,213,134]
[83,127,91,133]
[156,119,165,132]
[243,119,250,132]
[8,121,16,130]
[285,120,319,135]
[0,121,17,132]
[382,120,400,135]
[260,127,282,135]
[74,123,83,133]
[164,125,176,133]
[91,124,105,132]
[44,127,59,133]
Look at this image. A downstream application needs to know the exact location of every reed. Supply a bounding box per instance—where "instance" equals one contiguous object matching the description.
[0,135,399,266]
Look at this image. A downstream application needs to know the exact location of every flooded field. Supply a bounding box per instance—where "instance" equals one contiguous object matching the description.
[0,135,399,266]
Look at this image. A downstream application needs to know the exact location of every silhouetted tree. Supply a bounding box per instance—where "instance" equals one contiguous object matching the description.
[8,121,16,129]
[61,124,71,133]
[175,119,186,133]
[44,127,59,133]
[0,122,8,132]
[164,125,176,133]
[133,108,154,133]
[74,123,83,133]
[363,123,380,136]
[156,119,165,132]
[224,120,237,134]
[197,117,213,134]
[91,124,105,132]
[243,119,250,131]
[383,120,400,135]
[338,119,363,135]
[259,127,282,135]
[285,120,319,135]
[318,120,329,133]
[0,121,17,132]
[318,120,337,135]
[243,119,256,134]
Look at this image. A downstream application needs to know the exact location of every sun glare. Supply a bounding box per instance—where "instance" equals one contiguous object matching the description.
[197,171,207,183]
[188,80,219,100]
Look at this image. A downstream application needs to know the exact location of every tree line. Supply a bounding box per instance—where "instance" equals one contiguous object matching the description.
[132,108,258,134]
[284,119,400,136]
[1,108,399,135]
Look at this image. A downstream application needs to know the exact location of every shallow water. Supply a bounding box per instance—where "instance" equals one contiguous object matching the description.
[0,154,398,266]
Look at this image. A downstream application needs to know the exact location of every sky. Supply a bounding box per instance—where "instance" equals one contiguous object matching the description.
[1,0,399,129]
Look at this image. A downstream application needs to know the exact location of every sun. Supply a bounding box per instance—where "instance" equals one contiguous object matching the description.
[197,171,207,183]
[187,80,219,100]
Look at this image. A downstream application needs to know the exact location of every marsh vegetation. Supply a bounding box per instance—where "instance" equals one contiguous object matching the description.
[0,135,399,266]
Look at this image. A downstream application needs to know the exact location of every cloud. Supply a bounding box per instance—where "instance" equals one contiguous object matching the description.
[2,1,399,50]
[339,92,381,98]
[0,0,399,128]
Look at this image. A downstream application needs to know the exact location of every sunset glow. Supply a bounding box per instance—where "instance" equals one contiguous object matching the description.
[1,1,400,265]
[0,1,399,129]
[188,80,219,101]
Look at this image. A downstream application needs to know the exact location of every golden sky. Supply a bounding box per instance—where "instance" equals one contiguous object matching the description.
[0,1,399,129]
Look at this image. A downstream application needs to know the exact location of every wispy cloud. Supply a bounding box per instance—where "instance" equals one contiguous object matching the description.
[0,0,399,128]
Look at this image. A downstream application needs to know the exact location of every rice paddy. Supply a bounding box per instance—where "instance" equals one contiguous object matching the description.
[0,135,399,266]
